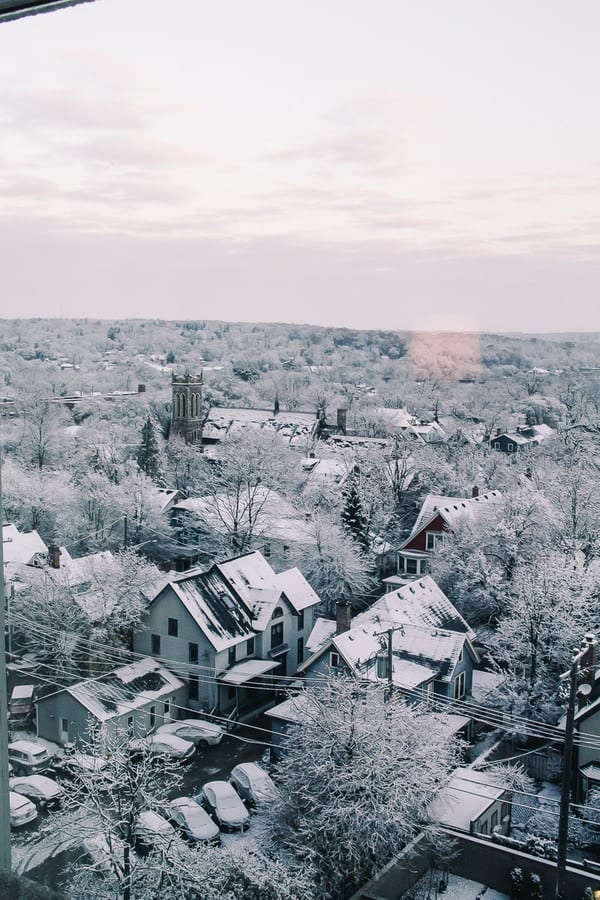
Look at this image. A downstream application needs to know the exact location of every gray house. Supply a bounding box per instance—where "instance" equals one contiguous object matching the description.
[36,657,185,747]
[300,576,479,706]
[133,550,321,719]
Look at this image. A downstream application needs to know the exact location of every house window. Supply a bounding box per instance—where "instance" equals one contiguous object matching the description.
[330,651,340,669]
[272,606,283,619]
[189,675,199,701]
[297,637,304,663]
[457,646,464,664]
[491,810,498,831]
[127,716,134,734]
[151,634,161,655]
[149,706,156,729]
[247,637,255,655]
[271,621,284,648]
[479,821,488,836]
[453,670,466,699]
[507,442,514,451]
[493,442,500,449]
[229,645,236,666]
[297,609,305,630]
[60,718,69,738]
[168,617,178,637]
[405,558,418,575]
[283,545,290,558]
[189,642,198,664]
[426,533,436,551]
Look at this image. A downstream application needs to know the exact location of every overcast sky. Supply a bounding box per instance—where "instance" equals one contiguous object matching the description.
[1,0,599,331]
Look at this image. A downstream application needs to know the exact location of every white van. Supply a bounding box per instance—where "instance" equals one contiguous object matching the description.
[8,740,53,776]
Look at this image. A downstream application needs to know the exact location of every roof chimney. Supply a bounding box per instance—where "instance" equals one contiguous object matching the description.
[337,408,347,435]
[335,600,352,635]
[48,540,61,570]
[472,485,479,498]
[273,392,280,416]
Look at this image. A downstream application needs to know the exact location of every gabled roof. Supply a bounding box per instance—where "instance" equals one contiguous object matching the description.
[2,524,47,565]
[203,406,319,445]
[154,550,320,652]
[405,490,502,542]
[59,657,183,723]
[302,577,478,691]
[493,424,554,445]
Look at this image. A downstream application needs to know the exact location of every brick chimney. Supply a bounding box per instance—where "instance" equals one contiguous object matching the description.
[335,600,352,635]
[48,541,61,570]
[337,408,347,435]
[472,485,479,498]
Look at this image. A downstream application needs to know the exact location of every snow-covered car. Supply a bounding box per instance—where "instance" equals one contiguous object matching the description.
[9,791,38,828]
[155,719,224,748]
[8,740,54,776]
[9,774,64,809]
[53,753,117,791]
[135,810,176,855]
[229,762,278,806]
[199,780,250,832]
[164,797,220,844]
[129,733,195,764]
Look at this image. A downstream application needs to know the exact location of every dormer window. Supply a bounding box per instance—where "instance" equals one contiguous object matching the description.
[272,607,283,619]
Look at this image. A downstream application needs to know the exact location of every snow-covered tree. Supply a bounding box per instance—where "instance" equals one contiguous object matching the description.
[300,515,375,614]
[272,678,462,899]
[341,467,369,550]
[136,417,162,482]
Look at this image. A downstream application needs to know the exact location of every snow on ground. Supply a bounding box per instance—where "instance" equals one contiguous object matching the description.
[409,870,509,899]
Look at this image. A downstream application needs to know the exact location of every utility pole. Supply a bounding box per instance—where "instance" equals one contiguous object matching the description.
[375,624,404,700]
[0,457,13,872]
[555,648,585,900]
[123,514,128,550]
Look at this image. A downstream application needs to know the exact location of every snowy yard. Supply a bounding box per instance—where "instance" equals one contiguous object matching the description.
[408,870,509,899]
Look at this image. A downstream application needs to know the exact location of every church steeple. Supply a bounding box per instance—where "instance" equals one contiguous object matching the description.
[171,371,203,443]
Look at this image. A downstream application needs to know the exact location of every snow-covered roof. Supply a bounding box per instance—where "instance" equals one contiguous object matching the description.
[174,488,316,545]
[62,657,183,723]
[2,524,47,565]
[219,659,279,685]
[203,406,318,446]
[430,767,506,831]
[302,577,477,689]
[156,550,320,652]
[300,456,352,485]
[265,693,312,724]
[406,490,502,541]
[493,424,554,445]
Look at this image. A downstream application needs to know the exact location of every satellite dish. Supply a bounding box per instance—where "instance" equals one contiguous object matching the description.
[578,683,592,697]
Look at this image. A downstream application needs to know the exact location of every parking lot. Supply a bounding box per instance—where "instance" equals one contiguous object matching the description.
[11,724,271,890]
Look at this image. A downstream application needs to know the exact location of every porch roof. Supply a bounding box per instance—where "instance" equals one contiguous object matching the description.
[218,659,279,685]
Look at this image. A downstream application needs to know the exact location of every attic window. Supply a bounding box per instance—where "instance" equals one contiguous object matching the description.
[272,606,283,619]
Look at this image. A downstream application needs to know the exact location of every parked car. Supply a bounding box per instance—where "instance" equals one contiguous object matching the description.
[199,780,250,832]
[9,774,64,809]
[53,753,117,792]
[9,791,38,828]
[163,797,220,844]
[8,740,54,776]
[229,762,278,806]
[155,719,224,748]
[129,734,195,764]
[135,810,176,855]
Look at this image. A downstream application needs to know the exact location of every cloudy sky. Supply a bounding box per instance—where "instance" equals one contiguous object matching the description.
[1,0,599,331]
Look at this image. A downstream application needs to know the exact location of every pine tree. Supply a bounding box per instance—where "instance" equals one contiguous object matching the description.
[137,417,162,481]
[341,467,369,550]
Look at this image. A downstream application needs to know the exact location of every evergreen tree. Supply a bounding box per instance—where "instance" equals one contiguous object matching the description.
[341,467,369,550]
[136,417,162,481]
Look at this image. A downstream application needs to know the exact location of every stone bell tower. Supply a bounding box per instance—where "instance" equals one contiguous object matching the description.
[171,372,203,443]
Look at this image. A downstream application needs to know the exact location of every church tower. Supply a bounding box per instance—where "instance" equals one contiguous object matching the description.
[171,372,203,443]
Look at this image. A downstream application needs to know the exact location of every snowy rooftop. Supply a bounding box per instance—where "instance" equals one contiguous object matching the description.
[174,488,316,545]
[430,767,506,831]
[219,659,279,685]
[159,550,320,652]
[2,524,47,565]
[63,657,183,723]
[203,406,318,445]
[406,490,502,540]
[265,693,313,724]
[306,618,337,654]
[365,576,475,639]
